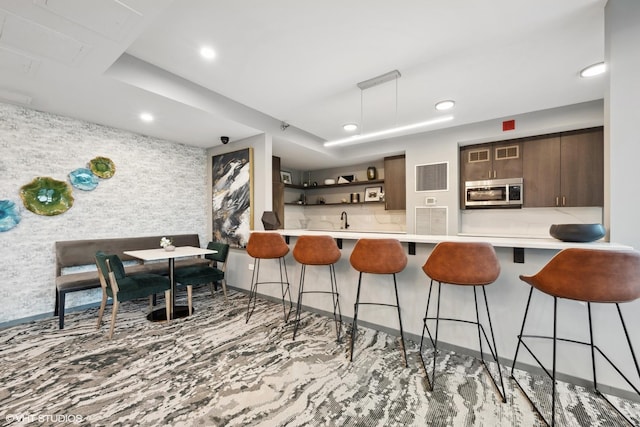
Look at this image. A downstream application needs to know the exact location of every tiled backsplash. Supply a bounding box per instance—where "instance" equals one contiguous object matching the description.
[460,206,604,238]
[284,204,406,233]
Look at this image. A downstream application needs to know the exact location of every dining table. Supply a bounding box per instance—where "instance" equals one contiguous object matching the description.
[124,245,216,321]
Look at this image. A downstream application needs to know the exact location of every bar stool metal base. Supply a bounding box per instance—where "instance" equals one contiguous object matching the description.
[246,257,293,324]
[350,272,408,367]
[419,280,507,402]
[511,287,640,426]
[292,264,342,342]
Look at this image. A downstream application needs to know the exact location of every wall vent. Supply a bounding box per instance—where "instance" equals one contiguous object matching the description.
[468,149,490,163]
[415,207,447,235]
[495,145,519,160]
[415,162,448,192]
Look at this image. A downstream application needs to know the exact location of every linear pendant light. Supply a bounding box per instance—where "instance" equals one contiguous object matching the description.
[324,115,454,147]
[325,69,454,147]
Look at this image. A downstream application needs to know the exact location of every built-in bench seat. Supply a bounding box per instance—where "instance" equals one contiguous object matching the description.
[54,234,209,329]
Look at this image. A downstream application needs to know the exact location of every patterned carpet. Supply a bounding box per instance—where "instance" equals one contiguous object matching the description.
[1,289,638,426]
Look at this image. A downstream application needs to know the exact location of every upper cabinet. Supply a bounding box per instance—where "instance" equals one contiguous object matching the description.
[461,141,522,182]
[384,155,406,210]
[523,127,603,207]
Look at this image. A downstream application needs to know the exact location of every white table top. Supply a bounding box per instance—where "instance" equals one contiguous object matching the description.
[276,229,634,251]
[124,246,216,261]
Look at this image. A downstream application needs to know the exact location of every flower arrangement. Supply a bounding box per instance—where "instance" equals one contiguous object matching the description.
[160,237,173,248]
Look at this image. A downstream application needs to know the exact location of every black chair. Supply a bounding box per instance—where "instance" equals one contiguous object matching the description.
[95,251,171,339]
[174,241,230,315]
[511,248,640,426]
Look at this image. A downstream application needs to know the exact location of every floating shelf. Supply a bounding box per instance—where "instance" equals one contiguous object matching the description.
[284,179,384,190]
[285,201,385,207]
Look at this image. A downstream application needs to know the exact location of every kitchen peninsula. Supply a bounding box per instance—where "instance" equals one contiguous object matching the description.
[267,228,636,399]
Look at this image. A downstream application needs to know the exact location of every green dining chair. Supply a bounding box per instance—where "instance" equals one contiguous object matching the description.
[95,251,171,339]
[174,241,230,315]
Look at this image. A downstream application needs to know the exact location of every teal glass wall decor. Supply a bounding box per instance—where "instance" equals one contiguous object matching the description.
[0,200,21,232]
[69,167,99,191]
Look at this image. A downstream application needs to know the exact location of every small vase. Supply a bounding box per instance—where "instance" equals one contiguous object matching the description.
[164,245,175,252]
[367,166,377,180]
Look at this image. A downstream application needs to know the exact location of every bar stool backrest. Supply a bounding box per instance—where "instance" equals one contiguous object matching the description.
[350,238,407,274]
[293,235,341,265]
[520,248,640,303]
[423,242,500,286]
[246,232,289,259]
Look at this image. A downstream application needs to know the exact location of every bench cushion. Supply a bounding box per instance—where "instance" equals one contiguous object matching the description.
[55,258,210,292]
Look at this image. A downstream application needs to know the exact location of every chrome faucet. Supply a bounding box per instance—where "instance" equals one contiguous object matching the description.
[340,211,349,229]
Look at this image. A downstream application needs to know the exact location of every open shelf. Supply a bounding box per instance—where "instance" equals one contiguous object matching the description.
[285,179,384,190]
[285,201,385,206]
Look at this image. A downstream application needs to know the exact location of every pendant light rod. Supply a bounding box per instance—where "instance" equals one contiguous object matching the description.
[357,69,401,90]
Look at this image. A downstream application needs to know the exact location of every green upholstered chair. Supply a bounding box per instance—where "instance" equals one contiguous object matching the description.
[174,241,230,315]
[95,251,171,339]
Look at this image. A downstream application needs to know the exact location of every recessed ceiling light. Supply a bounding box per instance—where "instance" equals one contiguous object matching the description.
[435,100,455,111]
[343,123,358,132]
[139,112,154,122]
[200,46,216,60]
[580,62,606,78]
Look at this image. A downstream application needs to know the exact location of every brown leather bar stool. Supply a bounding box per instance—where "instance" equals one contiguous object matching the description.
[245,232,293,323]
[420,241,506,402]
[511,248,640,426]
[292,235,342,341]
[349,238,408,367]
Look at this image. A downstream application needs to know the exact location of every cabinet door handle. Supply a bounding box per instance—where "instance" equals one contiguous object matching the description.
[555,196,559,206]
[562,196,566,206]
[493,170,497,179]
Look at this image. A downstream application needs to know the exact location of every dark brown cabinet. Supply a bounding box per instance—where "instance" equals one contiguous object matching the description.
[272,156,284,228]
[523,127,603,207]
[461,141,522,182]
[384,155,406,210]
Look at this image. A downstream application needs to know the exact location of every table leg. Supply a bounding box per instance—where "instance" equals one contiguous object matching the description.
[146,257,193,321]
[169,257,175,319]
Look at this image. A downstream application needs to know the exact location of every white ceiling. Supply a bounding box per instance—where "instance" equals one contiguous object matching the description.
[0,0,607,170]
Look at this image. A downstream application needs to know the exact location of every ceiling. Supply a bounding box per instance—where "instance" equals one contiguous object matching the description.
[0,0,607,170]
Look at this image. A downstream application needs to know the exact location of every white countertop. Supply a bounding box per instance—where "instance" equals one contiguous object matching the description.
[277,229,633,251]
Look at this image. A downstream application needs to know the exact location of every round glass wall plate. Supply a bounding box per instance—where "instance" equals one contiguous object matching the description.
[69,167,99,191]
[89,156,116,178]
[0,199,21,232]
[20,176,74,216]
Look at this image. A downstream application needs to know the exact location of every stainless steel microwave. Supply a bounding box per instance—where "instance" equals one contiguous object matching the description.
[464,178,523,208]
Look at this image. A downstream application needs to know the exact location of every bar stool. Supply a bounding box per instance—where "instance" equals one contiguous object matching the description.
[245,232,293,323]
[292,235,342,341]
[420,241,506,402]
[349,238,408,367]
[511,248,640,426]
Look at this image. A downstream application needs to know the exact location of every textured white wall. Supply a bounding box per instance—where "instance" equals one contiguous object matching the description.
[0,103,208,323]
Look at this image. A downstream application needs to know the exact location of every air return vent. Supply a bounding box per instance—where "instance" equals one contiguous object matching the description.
[415,207,447,235]
[415,162,448,192]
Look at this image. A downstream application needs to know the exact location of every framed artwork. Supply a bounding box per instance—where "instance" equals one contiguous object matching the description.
[212,148,254,248]
[364,186,382,202]
[280,170,292,184]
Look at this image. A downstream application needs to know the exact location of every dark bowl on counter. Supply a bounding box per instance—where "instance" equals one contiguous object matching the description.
[549,223,606,242]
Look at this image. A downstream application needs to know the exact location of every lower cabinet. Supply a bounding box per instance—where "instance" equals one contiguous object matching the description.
[523,127,603,207]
